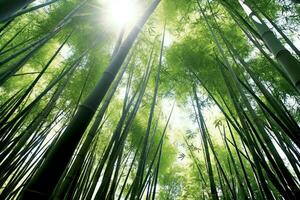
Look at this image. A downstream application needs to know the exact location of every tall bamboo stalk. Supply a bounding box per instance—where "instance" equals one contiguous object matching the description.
[238,0,300,91]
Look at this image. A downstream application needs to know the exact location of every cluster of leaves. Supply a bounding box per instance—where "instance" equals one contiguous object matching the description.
[0,0,299,199]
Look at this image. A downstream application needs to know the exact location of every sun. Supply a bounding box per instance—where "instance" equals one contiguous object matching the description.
[105,0,141,28]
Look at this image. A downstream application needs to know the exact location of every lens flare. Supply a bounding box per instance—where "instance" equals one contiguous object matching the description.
[105,0,140,28]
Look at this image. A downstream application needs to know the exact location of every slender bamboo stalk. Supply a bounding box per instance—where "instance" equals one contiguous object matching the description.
[1,0,60,22]
[21,1,160,198]
[193,85,218,200]
[130,24,166,200]
[0,0,34,22]
[238,0,300,91]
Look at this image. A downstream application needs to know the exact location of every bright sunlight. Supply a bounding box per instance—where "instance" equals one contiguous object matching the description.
[104,0,141,28]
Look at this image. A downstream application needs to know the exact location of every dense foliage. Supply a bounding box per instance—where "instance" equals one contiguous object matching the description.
[0,0,299,199]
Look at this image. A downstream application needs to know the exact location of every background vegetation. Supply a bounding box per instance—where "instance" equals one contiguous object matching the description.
[0,0,299,199]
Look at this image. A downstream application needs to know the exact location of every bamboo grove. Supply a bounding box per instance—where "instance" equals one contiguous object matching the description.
[0,0,299,199]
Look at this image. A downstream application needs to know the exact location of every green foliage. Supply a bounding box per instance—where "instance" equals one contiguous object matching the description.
[0,0,299,199]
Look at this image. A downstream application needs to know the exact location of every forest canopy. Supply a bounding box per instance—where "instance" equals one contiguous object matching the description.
[0,0,299,199]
